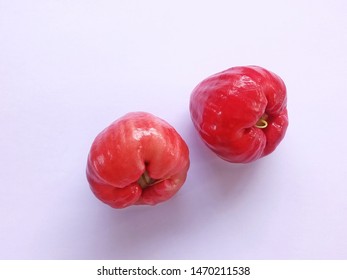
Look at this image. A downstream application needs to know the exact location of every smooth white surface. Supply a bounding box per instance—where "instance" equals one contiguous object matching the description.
[1,0,347,259]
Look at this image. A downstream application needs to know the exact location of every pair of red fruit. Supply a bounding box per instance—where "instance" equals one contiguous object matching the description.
[86,66,288,209]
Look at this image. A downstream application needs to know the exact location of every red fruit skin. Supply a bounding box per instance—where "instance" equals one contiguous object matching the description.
[190,65,288,163]
[86,112,190,209]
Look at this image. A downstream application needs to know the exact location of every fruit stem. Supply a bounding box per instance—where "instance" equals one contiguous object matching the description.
[255,114,268,129]
[137,170,167,189]
[137,170,153,189]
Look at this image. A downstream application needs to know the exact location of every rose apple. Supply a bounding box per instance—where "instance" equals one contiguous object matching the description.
[86,112,190,208]
[189,65,288,163]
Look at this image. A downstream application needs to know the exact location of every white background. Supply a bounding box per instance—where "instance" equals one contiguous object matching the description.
[1,0,346,259]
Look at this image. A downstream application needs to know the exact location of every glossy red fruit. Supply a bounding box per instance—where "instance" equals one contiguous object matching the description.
[86,112,190,208]
[190,65,288,163]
